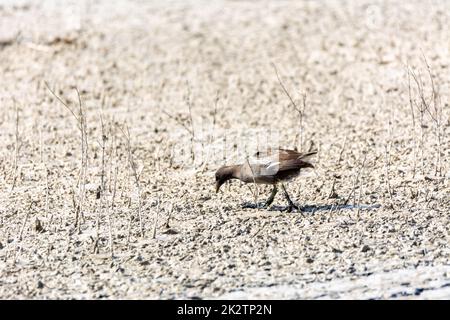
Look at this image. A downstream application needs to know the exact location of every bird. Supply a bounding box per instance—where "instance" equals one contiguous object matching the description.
[215,148,317,212]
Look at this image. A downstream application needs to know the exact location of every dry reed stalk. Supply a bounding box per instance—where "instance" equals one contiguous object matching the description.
[39,126,43,164]
[10,101,20,192]
[151,199,160,239]
[384,145,394,205]
[407,56,443,182]
[103,120,119,257]
[200,92,219,172]
[120,124,144,239]
[422,54,443,177]
[272,63,306,151]
[105,118,117,258]
[45,83,88,234]
[186,81,195,162]
[159,82,196,165]
[384,104,395,207]
[407,64,417,178]
[18,201,36,242]
[344,150,367,206]
[356,178,364,220]
[93,114,108,254]
[328,136,347,199]
[44,165,51,225]
[408,68,428,176]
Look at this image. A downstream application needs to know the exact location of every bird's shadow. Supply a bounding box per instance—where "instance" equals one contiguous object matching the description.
[241,202,381,213]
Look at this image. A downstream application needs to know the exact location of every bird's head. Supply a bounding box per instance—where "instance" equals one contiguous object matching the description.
[215,166,236,193]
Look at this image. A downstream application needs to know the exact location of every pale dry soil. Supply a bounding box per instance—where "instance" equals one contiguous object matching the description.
[0,0,449,299]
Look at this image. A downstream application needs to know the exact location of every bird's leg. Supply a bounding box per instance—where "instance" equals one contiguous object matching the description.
[281,184,300,212]
[261,185,278,209]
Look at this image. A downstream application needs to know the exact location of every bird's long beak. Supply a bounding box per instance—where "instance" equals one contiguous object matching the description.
[215,181,221,193]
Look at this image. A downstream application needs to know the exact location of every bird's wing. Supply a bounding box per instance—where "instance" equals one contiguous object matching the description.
[252,148,295,161]
[253,148,276,158]
[297,150,317,163]
[249,150,293,175]
[278,149,317,160]
[255,148,316,159]
[248,151,279,176]
[250,149,317,175]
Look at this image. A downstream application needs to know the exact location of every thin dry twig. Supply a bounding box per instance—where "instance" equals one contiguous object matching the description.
[19,201,37,241]
[384,145,394,205]
[10,101,20,192]
[160,109,193,136]
[408,67,428,175]
[200,91,219,172]
[406,63,417,178]
[344,150,367,205]
[422,54,443,177]
[407,57,443,178]
[151,199,163,239]
[328,136,347,199]
[120,124,144,239]
[272,63,306,151]
[251,222,268,238]
[45,83,88,234]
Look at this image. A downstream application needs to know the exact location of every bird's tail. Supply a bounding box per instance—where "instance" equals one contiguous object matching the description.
[298,150,317,163]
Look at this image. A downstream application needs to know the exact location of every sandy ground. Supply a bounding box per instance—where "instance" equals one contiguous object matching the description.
[0,0,449,299]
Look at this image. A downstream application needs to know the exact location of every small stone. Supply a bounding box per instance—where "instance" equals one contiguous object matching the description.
[361,245,371,252]
[332,247,343,254]
[116,267,125,273]
[37,281,44,289]
[35,218,44,233]
[306,258,314,264]
[415,288,424,296]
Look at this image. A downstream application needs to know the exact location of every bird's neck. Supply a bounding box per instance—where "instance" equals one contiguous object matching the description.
[225,165,242,180]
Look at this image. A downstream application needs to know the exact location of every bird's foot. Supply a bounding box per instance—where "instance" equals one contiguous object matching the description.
[241,202,253,209]
[283,203,301,213]
[260,203,270,210]
[260,201,273,210]
[241,202,272,210]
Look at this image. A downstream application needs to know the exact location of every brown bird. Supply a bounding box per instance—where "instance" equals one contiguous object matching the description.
[215,148,317,212]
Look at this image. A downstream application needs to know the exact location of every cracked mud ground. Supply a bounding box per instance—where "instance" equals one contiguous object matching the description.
[0,0,449,299]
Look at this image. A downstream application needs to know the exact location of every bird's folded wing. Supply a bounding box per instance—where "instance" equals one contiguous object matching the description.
[248,157,279,175]
[249,157,300,175]
[250,150,317,176]
[297,151,317,163]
